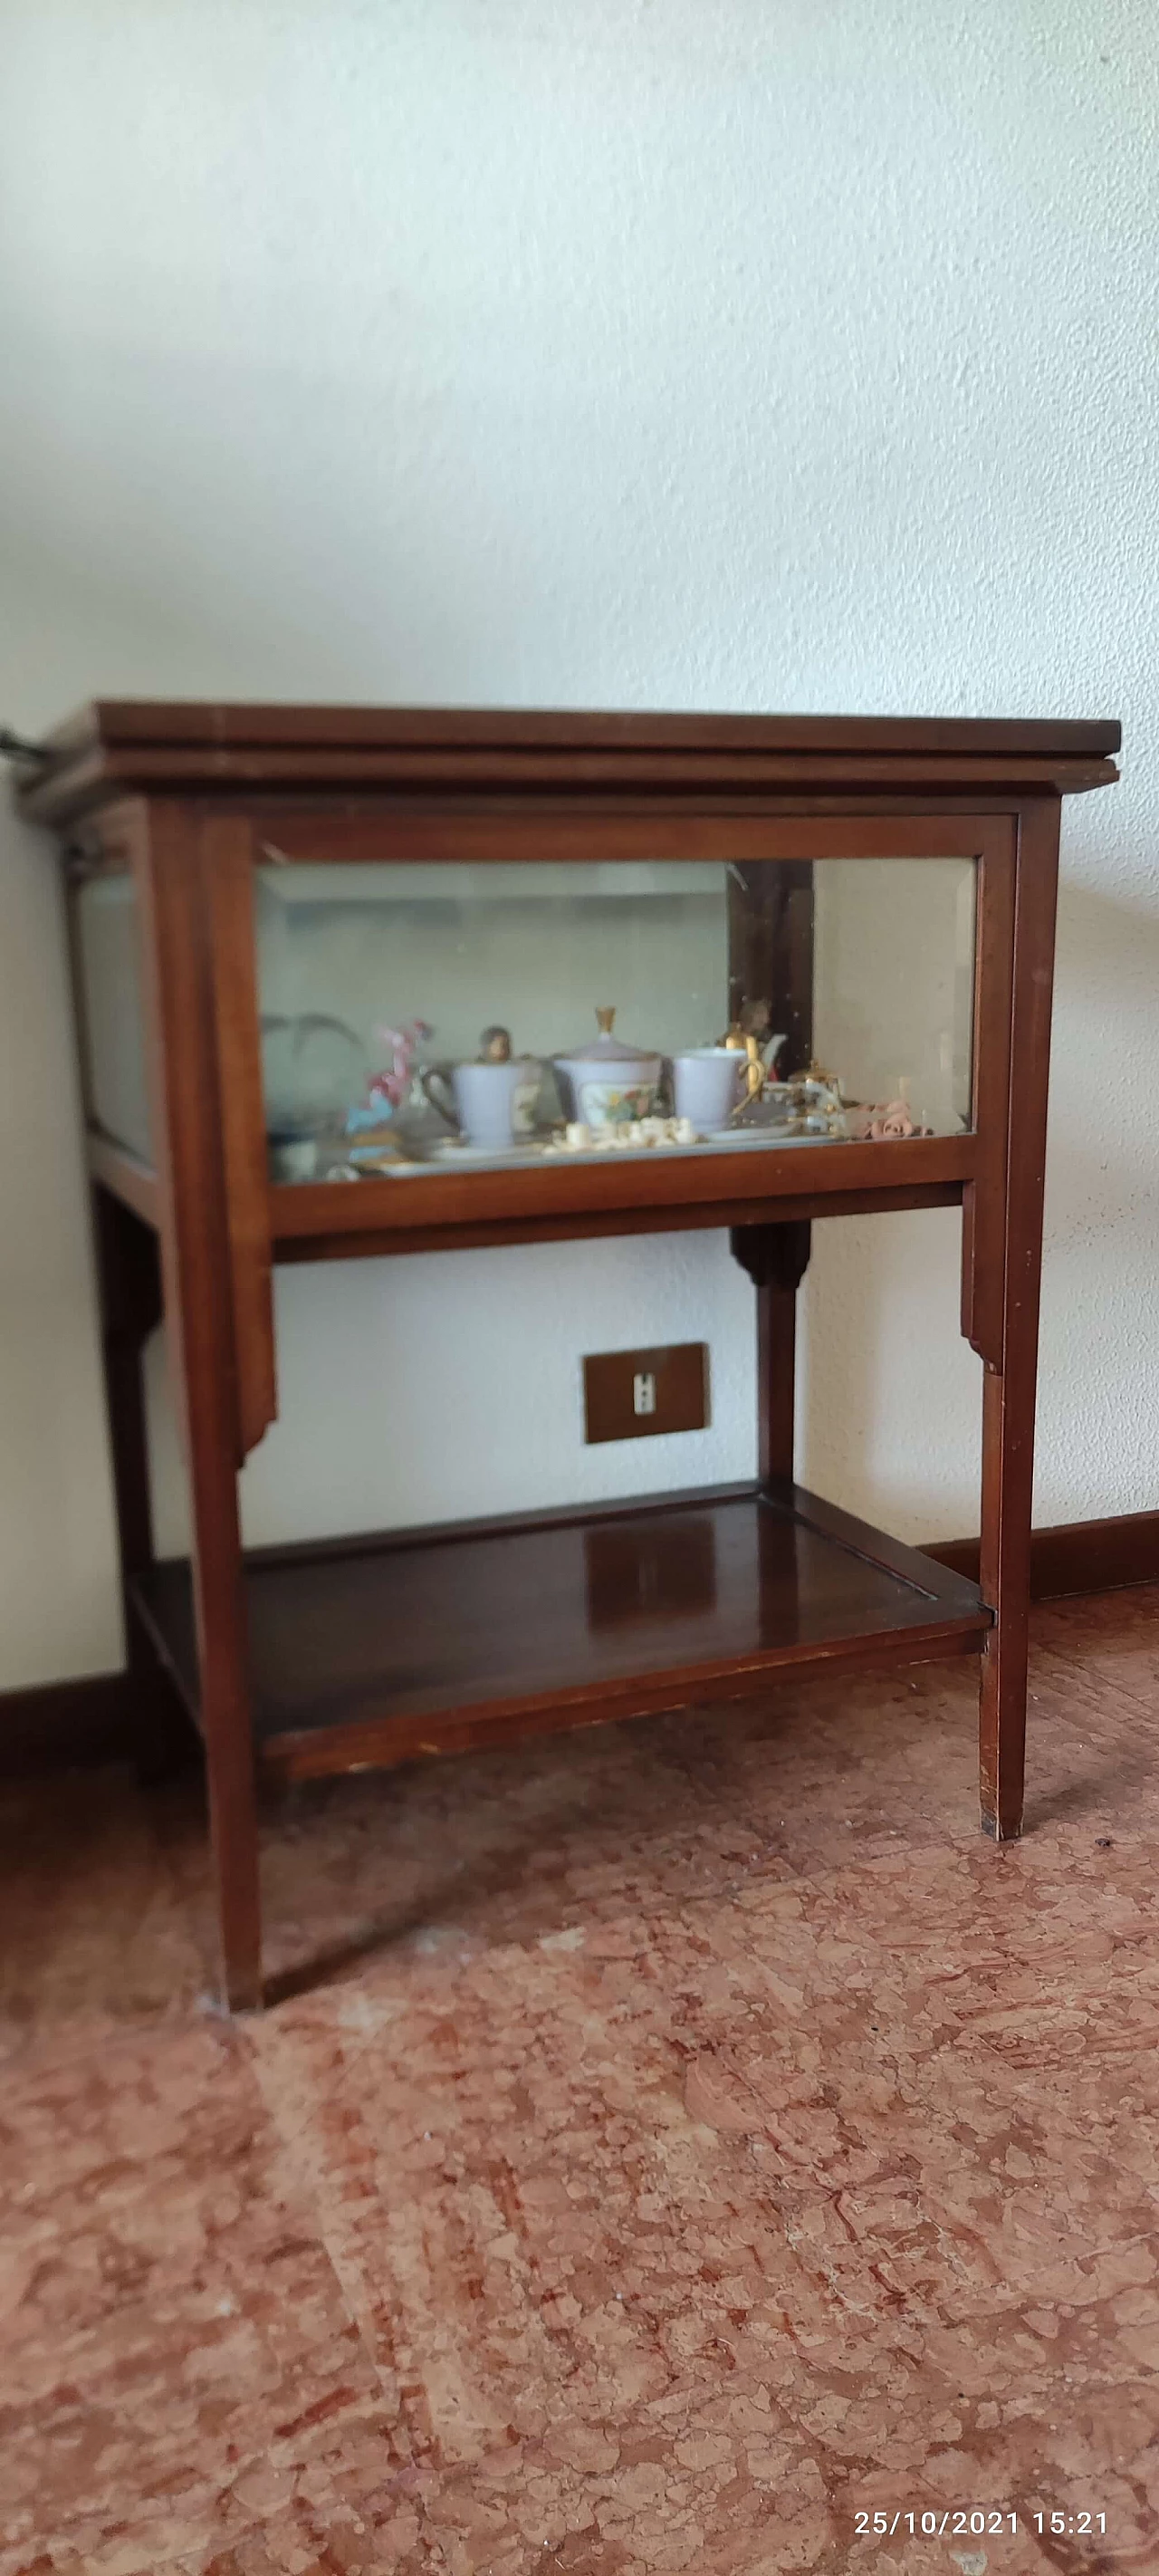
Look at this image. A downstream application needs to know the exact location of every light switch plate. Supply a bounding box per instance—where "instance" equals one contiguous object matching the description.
[582,1343,709,1444]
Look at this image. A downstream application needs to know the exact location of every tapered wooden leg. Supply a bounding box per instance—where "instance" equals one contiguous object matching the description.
[976,803,1060,1840]
[978,1367,1036,1837]
[188,1508,263,2009]
[731,1220,811,1484]
[137,803,263,2009]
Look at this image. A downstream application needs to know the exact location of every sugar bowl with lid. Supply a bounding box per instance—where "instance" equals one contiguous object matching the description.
[551,1007,664,1129]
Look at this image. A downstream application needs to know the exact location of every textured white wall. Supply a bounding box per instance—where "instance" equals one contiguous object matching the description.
[1,0,1156,1687]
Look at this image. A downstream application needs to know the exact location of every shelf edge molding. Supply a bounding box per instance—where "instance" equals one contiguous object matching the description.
[128,1481,991,1790]
[19,701,1121,825]
[270,1132,977,1253]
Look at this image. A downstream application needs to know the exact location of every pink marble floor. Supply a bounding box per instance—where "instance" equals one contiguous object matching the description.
[5,1589,1159,2571]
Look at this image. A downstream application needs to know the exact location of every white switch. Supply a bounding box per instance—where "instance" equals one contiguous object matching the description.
[633,1370,656,1417]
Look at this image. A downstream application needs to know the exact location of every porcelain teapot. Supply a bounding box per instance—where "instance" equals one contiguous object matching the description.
[422,1026,541,1149]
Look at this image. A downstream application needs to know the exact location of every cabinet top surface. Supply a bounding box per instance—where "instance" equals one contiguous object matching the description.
[21,697,1120,824]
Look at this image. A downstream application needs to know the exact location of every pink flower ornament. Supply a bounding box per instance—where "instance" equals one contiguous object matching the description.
[867,1098,919,1141]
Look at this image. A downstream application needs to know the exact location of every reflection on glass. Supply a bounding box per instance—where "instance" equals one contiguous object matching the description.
[584,1514,718,1632]
[74,873,153,1161]
[252,855,975,1181]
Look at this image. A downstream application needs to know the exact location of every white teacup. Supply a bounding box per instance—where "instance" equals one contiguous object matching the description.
[422,1056,540,1149]
[670,1048,747,1131]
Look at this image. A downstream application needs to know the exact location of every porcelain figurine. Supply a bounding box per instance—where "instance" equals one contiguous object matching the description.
[716,1002,784,1072]
[349,1019,433,1132]
[741,1034,767,1104]
[551,1007,664,1129]
[719,1036,776,1123]
[741,996,774,1043]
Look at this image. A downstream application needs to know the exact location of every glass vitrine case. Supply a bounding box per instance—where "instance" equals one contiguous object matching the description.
[246,852,976,1181]
[25,704,1119,2007]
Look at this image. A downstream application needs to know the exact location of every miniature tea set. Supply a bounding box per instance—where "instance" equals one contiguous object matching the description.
[262,1002,925,1181]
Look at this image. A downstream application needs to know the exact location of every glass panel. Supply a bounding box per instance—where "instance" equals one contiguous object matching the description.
[813,859,977,1141]
[254,855,975,1181]
[73,872,154,1161]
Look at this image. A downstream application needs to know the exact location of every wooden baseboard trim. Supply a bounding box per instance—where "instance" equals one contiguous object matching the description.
[0,1672,135,1779]
[927,1511,1159,1602]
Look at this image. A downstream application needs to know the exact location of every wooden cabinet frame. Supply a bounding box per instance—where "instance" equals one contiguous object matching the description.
[24,705,1119,2009]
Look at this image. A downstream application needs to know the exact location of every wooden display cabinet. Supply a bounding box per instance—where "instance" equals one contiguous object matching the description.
[22,704,1119,2009]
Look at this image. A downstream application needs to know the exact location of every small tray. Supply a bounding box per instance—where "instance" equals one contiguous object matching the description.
[350,1127,846,1178]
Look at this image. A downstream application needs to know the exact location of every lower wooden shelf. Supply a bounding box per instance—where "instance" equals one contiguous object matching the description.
[130,1481,990,1786]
